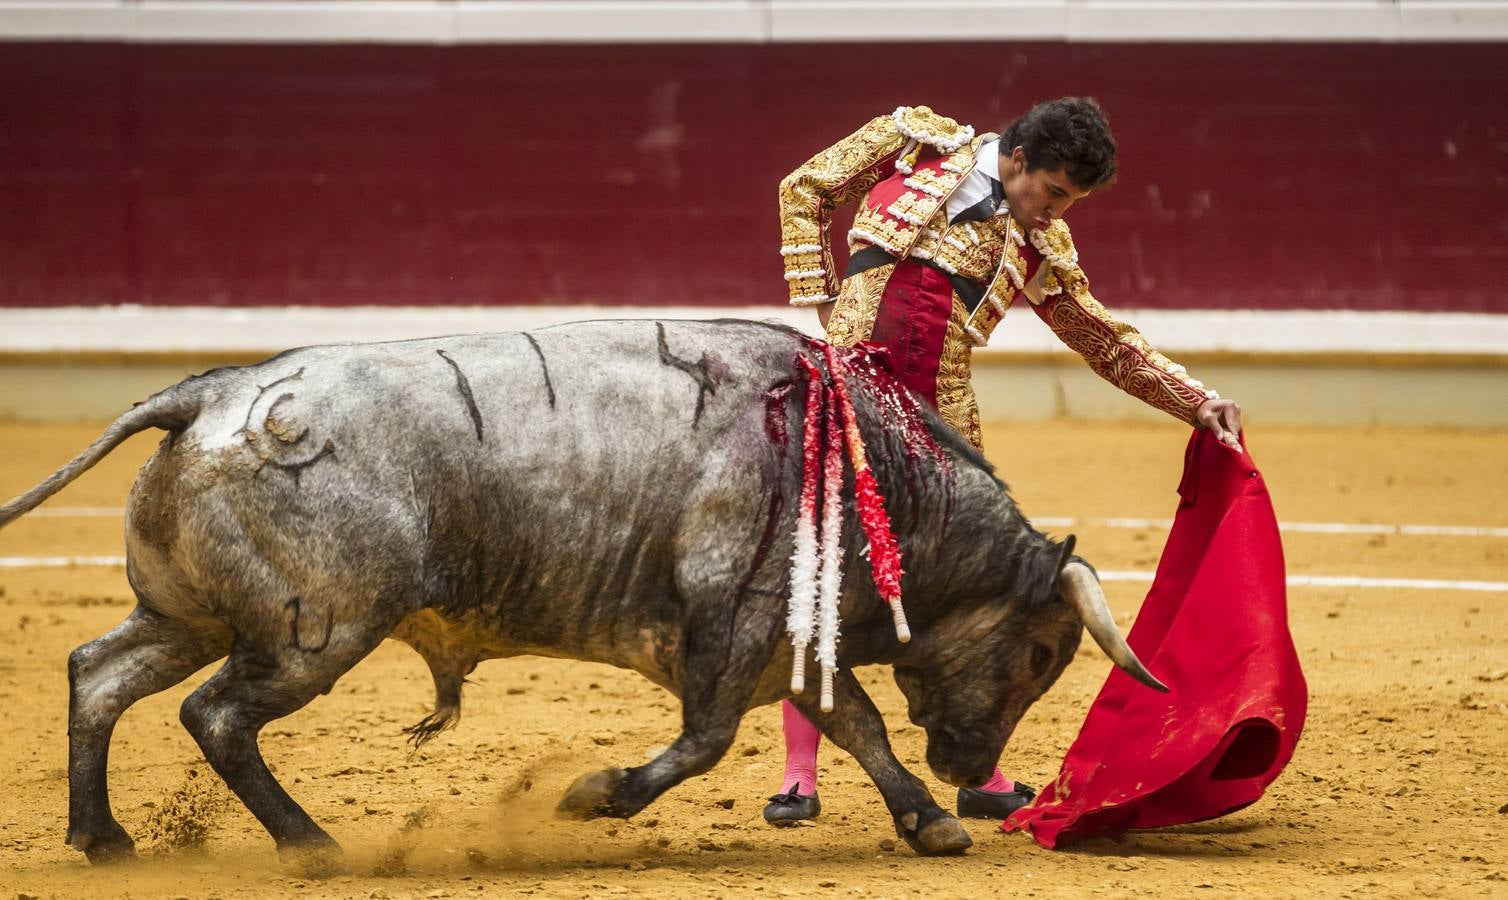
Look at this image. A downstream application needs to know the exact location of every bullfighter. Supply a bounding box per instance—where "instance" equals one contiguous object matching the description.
[766,97,1245,824]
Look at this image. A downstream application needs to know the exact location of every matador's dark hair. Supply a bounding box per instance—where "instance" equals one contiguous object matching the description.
[1000,97,1118,190]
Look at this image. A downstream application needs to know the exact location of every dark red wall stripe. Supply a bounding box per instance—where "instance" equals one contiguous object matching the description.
[1,42,1503,311]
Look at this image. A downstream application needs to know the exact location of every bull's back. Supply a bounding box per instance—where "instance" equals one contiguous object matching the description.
[182,319,796,468]
[125,320,804,630]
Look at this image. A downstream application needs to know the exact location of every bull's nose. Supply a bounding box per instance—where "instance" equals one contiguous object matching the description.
[928,762,991,789]
[942,767,989,788]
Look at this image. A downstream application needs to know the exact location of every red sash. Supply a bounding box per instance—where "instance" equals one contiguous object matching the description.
[867,260,955,405]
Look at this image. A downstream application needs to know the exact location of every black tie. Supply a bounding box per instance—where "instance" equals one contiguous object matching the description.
[950,177,1005,225]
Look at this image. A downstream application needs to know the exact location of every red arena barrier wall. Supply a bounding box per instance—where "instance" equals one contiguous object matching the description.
[1,41,1504,312]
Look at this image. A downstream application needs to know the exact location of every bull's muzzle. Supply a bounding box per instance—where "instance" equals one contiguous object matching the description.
[925,727,997,788]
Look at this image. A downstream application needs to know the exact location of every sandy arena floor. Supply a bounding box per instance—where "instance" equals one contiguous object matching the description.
[1,418,1505,899]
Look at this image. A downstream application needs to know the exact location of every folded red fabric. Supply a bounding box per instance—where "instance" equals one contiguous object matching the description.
[1003,428,1307,848]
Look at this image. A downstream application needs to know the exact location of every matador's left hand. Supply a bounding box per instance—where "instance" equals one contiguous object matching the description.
[1196,398,1243,450]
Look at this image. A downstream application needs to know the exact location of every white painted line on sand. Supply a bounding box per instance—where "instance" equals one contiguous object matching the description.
[1098,517,1174,530]
[31,507,127,518]
[1285,575,1508,592]
[1097,571,1508,594]
[2,556,1505,592]
[0,556,127,568]
[1295,522,1508,538]
[1033,516,1078,528]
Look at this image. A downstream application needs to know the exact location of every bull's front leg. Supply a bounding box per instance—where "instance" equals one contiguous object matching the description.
[789,671,972,856]
[555,717,740,822]
[556,596,778,820]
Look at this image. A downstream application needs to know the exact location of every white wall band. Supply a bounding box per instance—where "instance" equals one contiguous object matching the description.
[1,306,1504,356]
[1,1,1505,44]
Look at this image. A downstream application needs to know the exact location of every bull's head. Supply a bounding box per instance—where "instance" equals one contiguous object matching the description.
[891,535,1166,788]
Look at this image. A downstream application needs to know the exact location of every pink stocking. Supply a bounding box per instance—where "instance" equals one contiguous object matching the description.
[778,700,821,794]
[777,701,1014,795]
[979,768,1017,793]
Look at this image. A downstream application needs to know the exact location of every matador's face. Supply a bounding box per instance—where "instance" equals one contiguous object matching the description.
[998,146,1093,234]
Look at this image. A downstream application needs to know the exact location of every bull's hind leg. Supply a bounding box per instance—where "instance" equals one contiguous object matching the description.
[67,604,233,863]
[178,616,394,867]
[790,671,972,856]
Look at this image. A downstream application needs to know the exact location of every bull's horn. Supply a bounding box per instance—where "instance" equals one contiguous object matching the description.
[1060,562,1169,693]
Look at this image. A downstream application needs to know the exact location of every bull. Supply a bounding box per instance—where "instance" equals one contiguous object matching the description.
[0,319,1163,864]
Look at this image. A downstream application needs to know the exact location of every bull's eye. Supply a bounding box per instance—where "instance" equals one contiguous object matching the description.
[1029,642,1055,679]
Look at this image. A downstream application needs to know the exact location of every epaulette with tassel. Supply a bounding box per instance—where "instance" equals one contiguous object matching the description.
[891,105,975,174]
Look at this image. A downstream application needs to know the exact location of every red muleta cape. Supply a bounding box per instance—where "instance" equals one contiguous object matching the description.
[1003,428,1308,848]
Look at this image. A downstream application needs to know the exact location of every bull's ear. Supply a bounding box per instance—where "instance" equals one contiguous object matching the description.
[1053,534,1078,577]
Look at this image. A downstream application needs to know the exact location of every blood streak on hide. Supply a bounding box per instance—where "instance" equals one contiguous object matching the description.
[735,381,795,602]
[764,382,793,446]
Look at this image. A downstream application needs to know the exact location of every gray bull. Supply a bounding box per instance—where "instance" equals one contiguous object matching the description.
[0,319,1163,864]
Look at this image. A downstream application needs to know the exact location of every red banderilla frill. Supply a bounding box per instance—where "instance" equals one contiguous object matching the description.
[823,344,909,641]
[785,356,825,696]
[785,346,910,713]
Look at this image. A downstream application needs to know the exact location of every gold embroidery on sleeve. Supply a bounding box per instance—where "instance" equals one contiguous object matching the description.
[1040,283,1210,424]
[788,120,984,307]
[1027,219,1216,422]
[778,115,908,305]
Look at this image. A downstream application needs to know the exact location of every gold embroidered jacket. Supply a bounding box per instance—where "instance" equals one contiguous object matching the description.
[778,105,1217,425]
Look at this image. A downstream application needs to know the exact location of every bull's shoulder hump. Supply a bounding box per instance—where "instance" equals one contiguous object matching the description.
[204,321,802,368]
[531,317,804,341]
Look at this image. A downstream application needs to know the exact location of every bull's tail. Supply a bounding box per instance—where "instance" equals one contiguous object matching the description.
[0,381,203,530]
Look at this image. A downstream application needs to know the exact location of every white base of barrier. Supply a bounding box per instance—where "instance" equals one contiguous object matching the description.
[2,306,1505,356]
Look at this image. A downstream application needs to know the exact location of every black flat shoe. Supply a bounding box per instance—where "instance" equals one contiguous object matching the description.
[763,784,821,826]
[955,783,1037,819]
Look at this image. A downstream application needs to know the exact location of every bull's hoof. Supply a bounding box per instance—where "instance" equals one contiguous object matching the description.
[896,809,972,856]
[556,767,629,820]
[277,835,347,879]
[68,822,137,864]
[915,815,973,855]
